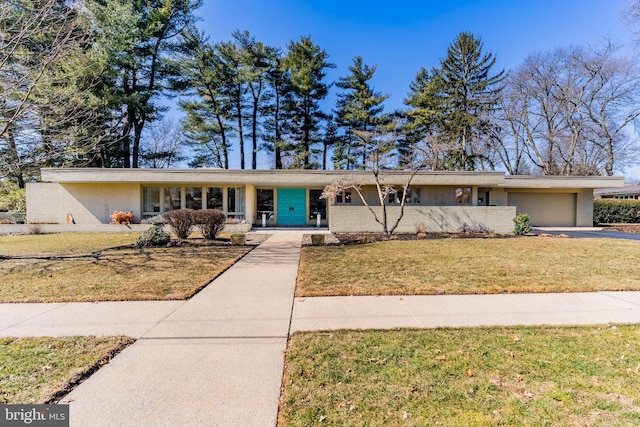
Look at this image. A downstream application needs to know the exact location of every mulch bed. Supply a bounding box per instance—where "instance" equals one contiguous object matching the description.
[602,224,640,233]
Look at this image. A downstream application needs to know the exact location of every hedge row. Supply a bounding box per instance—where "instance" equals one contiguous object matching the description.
[593,199,640,225]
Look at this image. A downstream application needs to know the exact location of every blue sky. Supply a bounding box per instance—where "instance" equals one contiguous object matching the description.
[187,1,638,174]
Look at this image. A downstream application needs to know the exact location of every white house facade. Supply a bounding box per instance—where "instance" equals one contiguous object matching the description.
[26,168,625,234]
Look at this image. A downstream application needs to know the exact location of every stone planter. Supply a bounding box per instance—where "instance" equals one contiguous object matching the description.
[230,233,246,245]
[310,234,325,246]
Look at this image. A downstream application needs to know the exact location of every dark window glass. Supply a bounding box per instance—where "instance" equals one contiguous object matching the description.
[309,189,326,219]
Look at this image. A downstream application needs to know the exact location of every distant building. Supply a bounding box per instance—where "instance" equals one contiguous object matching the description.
[594,185,640,200]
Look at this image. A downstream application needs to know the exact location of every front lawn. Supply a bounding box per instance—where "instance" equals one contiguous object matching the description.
[0,232,140,257]
[297,237,640,296]
[0,336,133,404]
[0,233,254,302]
[280,325,640,426]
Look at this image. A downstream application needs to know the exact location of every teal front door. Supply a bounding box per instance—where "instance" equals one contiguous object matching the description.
[277,188,306,225]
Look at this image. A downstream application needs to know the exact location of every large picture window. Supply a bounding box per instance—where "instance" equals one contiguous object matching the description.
[207,187,223,210]
[142,187,160,216]
[257,189,274,219]
[164,187,181,211]
[185,187,202,210]
[309,189,326,219]
[387,188,420,204]
[336,190,351,204]
[455,187,471,204]
[227,187,245,219]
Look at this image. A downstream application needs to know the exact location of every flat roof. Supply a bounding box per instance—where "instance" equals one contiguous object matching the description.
[40,168,625,189]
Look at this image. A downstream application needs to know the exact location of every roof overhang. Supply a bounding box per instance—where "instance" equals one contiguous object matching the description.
[504,175,625,189]
[39,168,625,189]
[40,168,506,186]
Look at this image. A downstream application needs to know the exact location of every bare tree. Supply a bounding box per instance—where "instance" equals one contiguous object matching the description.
[494,44,640,176]
[139,119,186,168]
[322,129,427,236]
[0,0,105,186]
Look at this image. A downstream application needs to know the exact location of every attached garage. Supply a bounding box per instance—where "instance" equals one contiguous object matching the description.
[508,192,577,227]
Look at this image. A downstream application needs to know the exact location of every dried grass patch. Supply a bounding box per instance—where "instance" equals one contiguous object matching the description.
[297,237,640,296]
[0,246,251,302]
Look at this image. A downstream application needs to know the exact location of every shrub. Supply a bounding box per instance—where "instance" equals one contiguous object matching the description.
[593,199,640,225]
[136,226,171,248]
[163,209,195,239]
[513,213,532,235]
[143,215,166,227]
[28,224,44,235]
[193,209,226,240]
[111,211,134,225]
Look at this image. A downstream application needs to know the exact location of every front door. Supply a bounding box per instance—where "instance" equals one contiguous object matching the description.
[277,188,306,226]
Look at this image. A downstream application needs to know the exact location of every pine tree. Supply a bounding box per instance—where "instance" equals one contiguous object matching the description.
[334,56,389,169]
[281,36,334,169]
[402,67,447,170]
[439,32,505,170]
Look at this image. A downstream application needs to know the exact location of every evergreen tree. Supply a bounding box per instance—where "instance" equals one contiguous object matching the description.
[178,30,232,169]
[262,54,290,169]
[402,67,447,170]
[334,56,389,169]
[439,32,505,170]
[281,36,334,169]
[87,0,201,168]
[233,31,277,169]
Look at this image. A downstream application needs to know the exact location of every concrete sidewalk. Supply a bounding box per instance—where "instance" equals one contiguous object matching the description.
[291,292,640,332]
[58,233,301,427]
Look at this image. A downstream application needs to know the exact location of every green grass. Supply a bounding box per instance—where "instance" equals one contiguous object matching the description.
[298,237,640,296]
[280,326,640,426]
[0,336,133,404]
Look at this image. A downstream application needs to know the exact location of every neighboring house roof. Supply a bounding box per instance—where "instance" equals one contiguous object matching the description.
[40,168,625,189]
[594,185,640,198]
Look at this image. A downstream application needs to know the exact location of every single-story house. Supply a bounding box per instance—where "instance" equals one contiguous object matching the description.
[594,185,640,200]
[26,168,625,234]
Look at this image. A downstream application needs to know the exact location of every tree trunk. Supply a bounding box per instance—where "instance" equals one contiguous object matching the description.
[5,124,25,188]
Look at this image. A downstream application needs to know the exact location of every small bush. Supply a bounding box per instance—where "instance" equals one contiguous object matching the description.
[194,209,226,240]
[163,209,195,239]
[593,199,640,224]
[136,226,171,248]
[110,211,134,225]
[28,224,44,235]
[143,215,166,227]
[514,213,532,235]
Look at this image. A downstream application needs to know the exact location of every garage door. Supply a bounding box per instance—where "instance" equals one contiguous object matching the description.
[507,192,577,227]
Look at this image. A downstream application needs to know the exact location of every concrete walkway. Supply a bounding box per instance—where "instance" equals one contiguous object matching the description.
[2,232,640,426]
[292,292,640,331]
[55,233,300,427]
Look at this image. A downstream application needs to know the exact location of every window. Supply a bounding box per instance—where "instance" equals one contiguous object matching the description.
[142,187,160,217]
[387,188,420,204]
[185,187,202,210]
[336,190,351,204]
[455,187,471,204]
[309,189,326,219]
[227,187,245,219]
[164,187,181,211]
[257,189,274,220]
[207,187,223,210]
